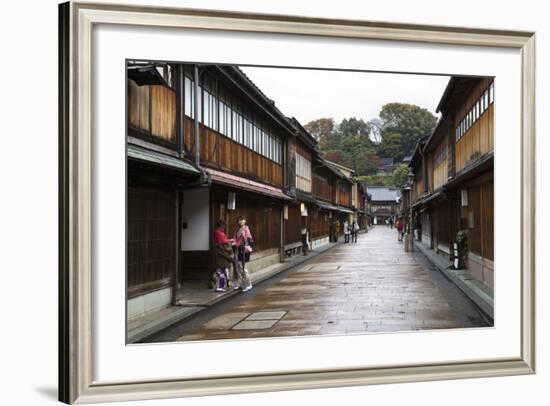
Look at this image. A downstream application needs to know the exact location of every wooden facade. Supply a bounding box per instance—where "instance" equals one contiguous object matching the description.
[454,78,494,173]
[126,61,364,325]
[407,76,495,288]
[309,207,331,240]
[284,203,303,248]
[312,172,332,202]
[128,79,177,144]
[127,187,176,298]
[338,181,352,207]
[183,117,284,187]
[294,140,313,193]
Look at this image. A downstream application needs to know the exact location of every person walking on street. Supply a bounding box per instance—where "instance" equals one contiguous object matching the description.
[232,216,253,292]
[343,220,350,243]
[389,216,394,229]
[351,220,359,243]
[396,216,404,242]
[301,224,309,255]
[212,219,233,292]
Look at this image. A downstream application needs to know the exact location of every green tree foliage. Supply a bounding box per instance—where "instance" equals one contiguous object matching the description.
[378,103,437,162]
[305,104,436,178]
[389,164,410,188]
[376,132,402,160]
[337,117,371,137]
[356,175,391,187]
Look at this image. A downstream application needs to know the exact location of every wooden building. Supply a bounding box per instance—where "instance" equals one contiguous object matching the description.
[407,76,494,289]
[365,186,402,225]
[127,63,202,321]
[126,61,364,324]
[178,64,297,281]
[285,121,356,253]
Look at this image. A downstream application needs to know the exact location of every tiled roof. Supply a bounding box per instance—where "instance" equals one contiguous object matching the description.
[366,186,401,202]
[127,144,200,174]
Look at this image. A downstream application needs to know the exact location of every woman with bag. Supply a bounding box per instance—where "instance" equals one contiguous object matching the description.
[212,219,233,292]
[232,216,253,292]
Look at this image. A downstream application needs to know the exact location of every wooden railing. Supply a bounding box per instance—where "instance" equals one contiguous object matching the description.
[412,175,424,202]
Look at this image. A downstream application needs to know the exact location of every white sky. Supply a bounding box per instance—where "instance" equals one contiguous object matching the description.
[240,66,450,126]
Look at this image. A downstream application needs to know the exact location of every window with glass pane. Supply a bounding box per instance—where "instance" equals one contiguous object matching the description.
[211,93,217,130]
[247,120,252,148]
[203,91,209,126]
[489,82,494,103]
[185,77,193,117]
[239,114,243,144]
[197,85,202,122]
[232,110,237,141]
[226,104,231,137]
[219,101,224,135]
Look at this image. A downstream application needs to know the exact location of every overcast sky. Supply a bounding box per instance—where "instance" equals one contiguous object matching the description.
[240,66,450,126]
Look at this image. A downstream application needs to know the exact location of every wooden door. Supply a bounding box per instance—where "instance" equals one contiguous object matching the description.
[127,188,175,298]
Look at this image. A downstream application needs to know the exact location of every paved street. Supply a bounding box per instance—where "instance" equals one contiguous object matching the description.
[146,226,490,343]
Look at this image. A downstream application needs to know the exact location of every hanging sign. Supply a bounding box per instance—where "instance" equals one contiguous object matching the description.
[227,192,236,210]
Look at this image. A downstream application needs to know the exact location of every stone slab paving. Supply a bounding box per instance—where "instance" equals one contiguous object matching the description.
[176,227,464,341]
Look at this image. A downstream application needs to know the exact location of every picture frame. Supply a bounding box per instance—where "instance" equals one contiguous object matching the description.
[58,1,536,404]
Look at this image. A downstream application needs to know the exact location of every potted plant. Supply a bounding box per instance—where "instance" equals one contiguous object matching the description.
[452,230,469,269]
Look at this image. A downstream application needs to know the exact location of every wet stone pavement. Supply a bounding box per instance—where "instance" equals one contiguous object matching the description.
[152,226,489,343]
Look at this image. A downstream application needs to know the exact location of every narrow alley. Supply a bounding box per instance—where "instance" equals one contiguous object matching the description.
[146,226,490,343]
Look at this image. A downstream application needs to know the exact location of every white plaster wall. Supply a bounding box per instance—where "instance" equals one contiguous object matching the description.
[180,187,210,251]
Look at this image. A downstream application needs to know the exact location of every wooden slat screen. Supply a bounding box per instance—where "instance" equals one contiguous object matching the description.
[128,79,176,143]
[309,207,330,240]
[454,78,494,173]
[433,140,449,190]
[220,194,282,253]
[128,79,150,131]
[127,188,175,297]
[338,182,351,207]
[412,174,424,201]
[150,85,176,141]
[313,173,332,202]
[284,203,302,246]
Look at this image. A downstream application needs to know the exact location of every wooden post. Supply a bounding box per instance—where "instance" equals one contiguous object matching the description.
[479,183,485,284]
[177,65,184,158]
[172,190,180,306]
[280,202,285,262]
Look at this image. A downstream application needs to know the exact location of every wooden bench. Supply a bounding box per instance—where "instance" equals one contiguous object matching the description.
[283,241,303,257]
